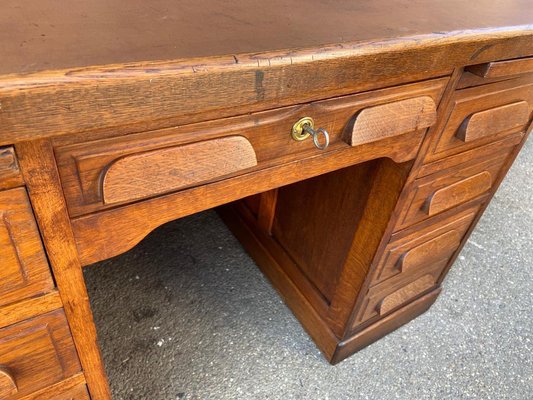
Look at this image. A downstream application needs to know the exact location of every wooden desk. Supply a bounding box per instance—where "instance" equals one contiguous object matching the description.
[0,1,532,398]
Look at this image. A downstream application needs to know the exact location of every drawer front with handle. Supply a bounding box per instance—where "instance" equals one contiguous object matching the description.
[396,147,513,230]
[466,56,533,79]
[353,270,441,328]
[425,75,532,162]
[0,310,81,399]
[102,136,258,205]
[0,188,54,308]
[55,78,446,217]
[351,207,479,328]
[371,207,479,287]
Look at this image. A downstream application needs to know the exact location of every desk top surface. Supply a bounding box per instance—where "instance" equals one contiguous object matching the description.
[1,0,532,75]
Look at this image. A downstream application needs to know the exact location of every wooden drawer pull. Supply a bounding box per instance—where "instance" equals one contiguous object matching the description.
[399,230,461,272]
[103,136,257,204]
[423,171,492,216]
[456,101,529,143]
[379,275,435,315]
[0,366,18,398]
[0,147,17,172]
[466,57,533,78]
[343,96,437,146]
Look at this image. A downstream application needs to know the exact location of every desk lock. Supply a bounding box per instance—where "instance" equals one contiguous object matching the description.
[291,117,330,150]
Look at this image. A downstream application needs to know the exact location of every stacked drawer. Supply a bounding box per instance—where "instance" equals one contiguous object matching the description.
[351,59,533,331]
[0,148,88,399]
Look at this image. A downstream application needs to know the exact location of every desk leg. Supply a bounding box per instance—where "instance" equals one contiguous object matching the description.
[17,140,112,400]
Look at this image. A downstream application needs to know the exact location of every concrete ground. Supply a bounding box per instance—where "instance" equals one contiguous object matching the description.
[84,137,532,400]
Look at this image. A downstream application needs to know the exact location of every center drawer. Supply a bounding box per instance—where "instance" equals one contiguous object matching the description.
[55,78,446,217]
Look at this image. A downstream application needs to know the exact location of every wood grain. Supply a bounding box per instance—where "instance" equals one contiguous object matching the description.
[257,189,279,235]
[466,56,533,78]
[55,78,446,217]
[218,204,340,360]
[0,366,17,398]
[0,147,24,191]
[423,171,492,216]
[271,162,379,304]
[371,208,478,286]
[0,148,16,171]
[344,96,436,146]
[378,275,435,315]
[352,258,444,326]
[73,128,425,266]
[1,29,532,147]
[399,230,461,272]
[16,140,111,400]
[396,149,511,230]
[332,288,441,364]
[0,291,63,329]
[17,374,87,400]
[102,136,257,204]
[0,188,54,307]
[418,132,523,178]
[424,75,533,162]
[0,309,81,399]
[2,0,533,76]
[456,101,529,143]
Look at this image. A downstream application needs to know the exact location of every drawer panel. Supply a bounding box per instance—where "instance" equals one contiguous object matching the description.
[18,380,90,400]
[352,207,480,328]
[371,207,479,287]
[396,147,513,230]
[48,384,90,400]
[425,76,532,162]
[354,268,441,327]
[102,136,257,205]
[466,56,533,79]
[342,96,436,146]
[0,310,81,399]
[0,188,54,307]
[55,78,446,217]
[371,206,479,286]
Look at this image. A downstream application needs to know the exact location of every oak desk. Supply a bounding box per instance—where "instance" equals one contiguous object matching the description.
[0,1,532,398]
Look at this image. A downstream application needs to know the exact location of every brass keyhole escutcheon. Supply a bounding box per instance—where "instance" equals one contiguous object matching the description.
[291,116,330,150]
[291,117,314,141]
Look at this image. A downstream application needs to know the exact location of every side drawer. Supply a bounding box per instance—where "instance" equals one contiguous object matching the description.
[353,268,441,328]
[0,188,54,307]
[370,207,479,287]
[425,76,532,162]
[0,309,82,399]
[466,56,533,79]
[396,147,513,230]
[351,206,480,328]
[55,78,446,217]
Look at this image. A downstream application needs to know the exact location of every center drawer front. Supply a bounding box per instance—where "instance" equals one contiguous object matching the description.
[395,147,514,231]
[0,309,81,399]
[101,136,258,205]
[0,188,54,307]
[425,75,532,162]
[55,78,446,217]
